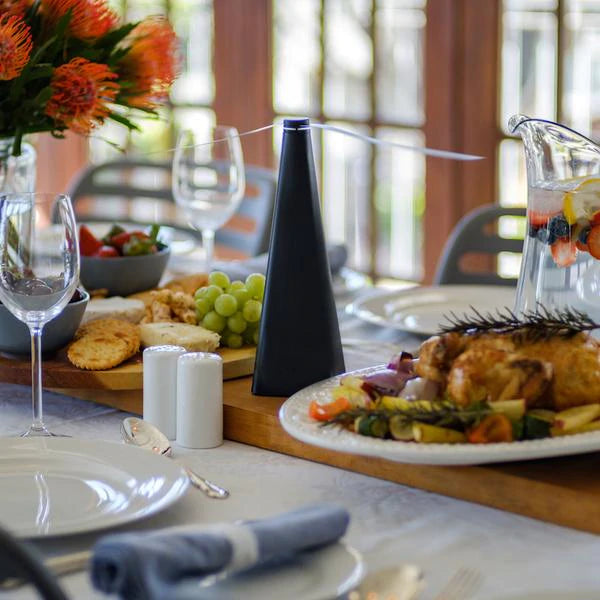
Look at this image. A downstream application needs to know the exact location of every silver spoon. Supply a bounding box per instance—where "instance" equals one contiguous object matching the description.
[121,417,229,499]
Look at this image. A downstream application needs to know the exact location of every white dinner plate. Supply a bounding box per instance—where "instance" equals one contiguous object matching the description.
[347,285,516,335]
[279,365,600,466]
[196,543,364,600]
[0,437,189,538]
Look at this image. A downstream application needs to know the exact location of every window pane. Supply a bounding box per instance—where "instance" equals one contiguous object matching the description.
[125,0,166,20]
[273,0,321,115]
[172,108,216,139]
[504,0,557,9]
[563,2,600,138]
[375,128,424,280]
[322,122,371,273]
[324,0,372,120]
[500,10,557,131]
[375,5,425,126]
[499,138,528,207]
[170,0,214,106]
[379,0,426,7]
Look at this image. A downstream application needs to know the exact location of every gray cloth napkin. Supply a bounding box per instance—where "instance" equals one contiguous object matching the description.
[212,243,348,281]
[91,503,350,600]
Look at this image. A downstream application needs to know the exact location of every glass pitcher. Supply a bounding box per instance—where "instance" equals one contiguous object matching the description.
[510,114,600,320]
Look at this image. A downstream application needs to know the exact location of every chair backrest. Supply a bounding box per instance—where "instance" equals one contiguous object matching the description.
[67,159,277,257]
[433,204,526,286]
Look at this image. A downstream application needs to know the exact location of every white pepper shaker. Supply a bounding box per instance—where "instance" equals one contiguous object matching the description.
[176,352,223,449]
[143,345,186,440]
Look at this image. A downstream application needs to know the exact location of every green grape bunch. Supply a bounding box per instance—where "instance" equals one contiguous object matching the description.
[194,271,265,349]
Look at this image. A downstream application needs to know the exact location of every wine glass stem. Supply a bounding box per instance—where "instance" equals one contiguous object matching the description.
[202,229,215,272]
[29,325,45,432]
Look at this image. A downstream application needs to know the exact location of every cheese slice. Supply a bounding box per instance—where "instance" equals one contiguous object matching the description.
[82,297,146,325]
[140,322,220,352]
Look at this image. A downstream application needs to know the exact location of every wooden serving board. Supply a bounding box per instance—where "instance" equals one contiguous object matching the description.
[0,346,255,391]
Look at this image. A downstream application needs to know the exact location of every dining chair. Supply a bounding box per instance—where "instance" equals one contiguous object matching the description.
[67,159,277,257]
[0,524,68,599]
[433,204,526,286]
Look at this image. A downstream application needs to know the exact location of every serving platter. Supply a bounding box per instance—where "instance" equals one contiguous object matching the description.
[279,366,600,466]
[347,285,516,335]
[0,437,189,538]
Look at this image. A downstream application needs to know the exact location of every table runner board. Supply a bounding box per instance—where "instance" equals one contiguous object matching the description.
[10,372,600,535]
[0,346,255,389]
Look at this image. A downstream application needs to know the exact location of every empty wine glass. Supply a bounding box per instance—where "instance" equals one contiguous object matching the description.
[0,193,79,436]
[172,126,245,270]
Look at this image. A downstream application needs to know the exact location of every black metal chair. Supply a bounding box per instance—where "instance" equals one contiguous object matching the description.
[433,204,526,286]
[0,525,68,600]
[67,159,277,257]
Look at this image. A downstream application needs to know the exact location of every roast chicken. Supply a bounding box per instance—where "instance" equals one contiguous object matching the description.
[416,331,600,410]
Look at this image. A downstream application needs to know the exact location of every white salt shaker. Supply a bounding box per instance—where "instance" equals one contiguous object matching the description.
[143,345,186,440]
[176,352,223,449]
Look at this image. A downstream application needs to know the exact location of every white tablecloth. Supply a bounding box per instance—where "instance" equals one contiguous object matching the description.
[2,291,600,600]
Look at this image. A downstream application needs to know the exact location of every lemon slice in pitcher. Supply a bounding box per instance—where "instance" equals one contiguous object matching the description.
[563,177,600,224]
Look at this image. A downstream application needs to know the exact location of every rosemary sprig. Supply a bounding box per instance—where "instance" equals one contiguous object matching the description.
[322,401,491,431]
[438,305,599,342]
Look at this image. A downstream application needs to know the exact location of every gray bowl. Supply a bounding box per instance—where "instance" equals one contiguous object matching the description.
[80,247,170,296]
[0,289,89,356]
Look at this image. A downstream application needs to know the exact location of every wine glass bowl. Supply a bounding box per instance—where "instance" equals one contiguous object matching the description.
[172,126,245,270]
[0,192,79,436]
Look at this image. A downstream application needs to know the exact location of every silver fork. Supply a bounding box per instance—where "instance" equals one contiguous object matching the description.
[433,567,483,600]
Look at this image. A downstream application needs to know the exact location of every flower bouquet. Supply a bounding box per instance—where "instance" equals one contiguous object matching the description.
[0,0,180,158]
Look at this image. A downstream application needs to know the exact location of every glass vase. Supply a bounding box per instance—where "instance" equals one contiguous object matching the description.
[0,137,36,193]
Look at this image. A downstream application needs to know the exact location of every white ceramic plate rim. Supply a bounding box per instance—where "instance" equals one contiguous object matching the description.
[0,437,189,538]
[346,285,516,335]
[197,543,364,600]
[279,365,600,466]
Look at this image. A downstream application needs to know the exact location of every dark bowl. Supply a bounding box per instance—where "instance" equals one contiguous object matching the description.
[80,246,171,296]
[0,289,89,356]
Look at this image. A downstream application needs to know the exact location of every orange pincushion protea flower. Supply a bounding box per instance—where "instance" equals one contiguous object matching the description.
[0,15,32,80]
[0,0,30,18]
[41,0,117,39]
[45,58,119,134]
[119,16,179,109]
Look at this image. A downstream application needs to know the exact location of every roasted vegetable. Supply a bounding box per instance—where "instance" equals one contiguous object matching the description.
[412,423,467,444]
[467,414,513,443]
[553,404,600,431]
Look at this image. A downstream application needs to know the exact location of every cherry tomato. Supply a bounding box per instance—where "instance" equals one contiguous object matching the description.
[308,397,351,422]
[467,414,513,444]
[79,225,103,256]
[94,245,120,258]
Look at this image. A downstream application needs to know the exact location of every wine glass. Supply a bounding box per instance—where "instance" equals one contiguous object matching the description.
[172,126,245,270]
[0,193,79,436]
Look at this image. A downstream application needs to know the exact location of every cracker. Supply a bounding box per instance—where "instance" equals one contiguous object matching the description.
[67,334,133,370]
[162,273,208,296]
[74,318,140,355]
